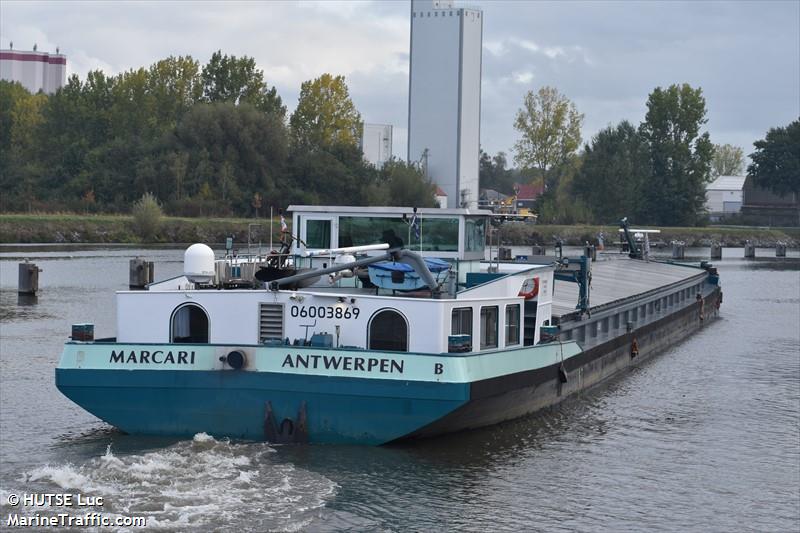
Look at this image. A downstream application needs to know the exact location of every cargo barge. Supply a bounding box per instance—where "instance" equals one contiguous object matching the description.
[55,206,722,445]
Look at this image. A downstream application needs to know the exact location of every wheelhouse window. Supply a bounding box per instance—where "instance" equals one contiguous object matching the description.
[171,304,209,343]
[368,309,408,352]
[338,216,459,252]
[464,217,486,253]
[505,304,520,346]
[306,219,331,249]
[480,306,498,350]
[450,307,473,352]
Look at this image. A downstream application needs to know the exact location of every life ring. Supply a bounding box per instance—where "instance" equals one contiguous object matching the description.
[518,277,540,299]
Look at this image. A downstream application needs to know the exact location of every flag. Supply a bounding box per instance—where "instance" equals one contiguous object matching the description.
[410,213,420,240]
[280,215,287,233]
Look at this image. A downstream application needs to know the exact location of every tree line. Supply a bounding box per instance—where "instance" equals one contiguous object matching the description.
[481,84,798,226]
[0,52,437,215]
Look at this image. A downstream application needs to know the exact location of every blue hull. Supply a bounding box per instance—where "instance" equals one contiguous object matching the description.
[55,368,469,445]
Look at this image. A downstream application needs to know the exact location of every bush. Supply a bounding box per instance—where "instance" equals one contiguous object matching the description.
[131,193,163,241]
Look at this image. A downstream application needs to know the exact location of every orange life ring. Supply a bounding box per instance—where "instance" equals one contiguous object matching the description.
[518,277,540,299]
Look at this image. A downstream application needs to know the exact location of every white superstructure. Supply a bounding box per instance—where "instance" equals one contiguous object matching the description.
[407,0,483,209]
[0,48,67,94]
[362,123,393,168]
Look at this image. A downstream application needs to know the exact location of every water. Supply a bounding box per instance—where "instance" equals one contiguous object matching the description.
[1,245,798,532]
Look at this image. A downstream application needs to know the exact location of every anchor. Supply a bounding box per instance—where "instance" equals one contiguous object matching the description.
[264,401,308,444]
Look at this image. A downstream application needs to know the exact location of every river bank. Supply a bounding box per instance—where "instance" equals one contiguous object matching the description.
[1,213,798,247]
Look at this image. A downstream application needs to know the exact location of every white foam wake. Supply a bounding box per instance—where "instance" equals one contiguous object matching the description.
[15,434,338,531]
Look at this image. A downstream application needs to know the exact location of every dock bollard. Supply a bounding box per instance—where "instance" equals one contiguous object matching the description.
[671,241,685,259]
[18,261,42,295]
[710,243,722,260]
[744,241,756,258]
[129,258,154,289]
[776,242,786,257]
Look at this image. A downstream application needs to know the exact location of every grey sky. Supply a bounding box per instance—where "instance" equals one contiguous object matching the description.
[2,0,798,165]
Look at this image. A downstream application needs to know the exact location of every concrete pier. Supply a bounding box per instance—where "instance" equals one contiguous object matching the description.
[776,242,786,257]
[744,241,756,258]
[18,261,42,295]
[710,243,722,260]
[531,245,546,256]
[129,258,154,289]
[671,241,685,260]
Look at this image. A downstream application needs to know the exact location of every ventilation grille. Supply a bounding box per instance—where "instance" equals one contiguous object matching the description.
[259,303,284,342]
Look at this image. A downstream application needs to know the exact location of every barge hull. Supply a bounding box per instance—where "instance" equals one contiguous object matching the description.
[402,287,722,440]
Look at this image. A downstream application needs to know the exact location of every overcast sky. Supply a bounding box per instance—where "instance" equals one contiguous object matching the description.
[2,0,798,164]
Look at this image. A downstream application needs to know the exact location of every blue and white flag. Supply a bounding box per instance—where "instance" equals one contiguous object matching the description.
[410,213,420,240]
[280,214,287,233]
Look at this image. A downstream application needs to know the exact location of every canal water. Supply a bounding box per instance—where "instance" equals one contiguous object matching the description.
[0,245,798,532]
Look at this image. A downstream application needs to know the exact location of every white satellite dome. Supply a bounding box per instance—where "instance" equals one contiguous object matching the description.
[184,243,215,284]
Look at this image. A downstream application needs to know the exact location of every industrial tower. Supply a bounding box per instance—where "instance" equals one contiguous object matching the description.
[407,0,483,209]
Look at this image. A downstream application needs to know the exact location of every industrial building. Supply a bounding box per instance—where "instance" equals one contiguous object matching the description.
[705,175,746,222]
[361,123,393,168]
[407,0,483,208]
[0,46,67,94]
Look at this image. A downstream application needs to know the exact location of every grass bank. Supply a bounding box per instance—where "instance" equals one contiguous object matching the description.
[0,214,285,244]
[1,214,798,247]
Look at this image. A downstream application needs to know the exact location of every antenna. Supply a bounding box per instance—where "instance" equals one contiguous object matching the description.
[33,43,37,52]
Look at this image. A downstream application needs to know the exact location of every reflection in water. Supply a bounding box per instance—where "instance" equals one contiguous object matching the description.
[0,246,798,532]
[16,294,38,307]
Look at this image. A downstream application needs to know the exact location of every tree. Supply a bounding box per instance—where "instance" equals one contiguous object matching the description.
[747,119,800,197]
[513,86,584,193]
[131,192,163,241]
[479,149,516,195]
[201,50,285,118]
[639,83,714,226]
[712,143,745,176]
[368,159,437,207]
[289,74,362,151]
[572,121,650,223]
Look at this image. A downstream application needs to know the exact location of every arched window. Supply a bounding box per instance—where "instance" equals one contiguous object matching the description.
[171,304,209,343]
[368,309,408,352]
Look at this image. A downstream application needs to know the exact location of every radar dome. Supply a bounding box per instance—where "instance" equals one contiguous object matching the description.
[184,243,215,284]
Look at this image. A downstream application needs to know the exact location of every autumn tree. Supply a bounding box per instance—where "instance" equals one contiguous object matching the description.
[639,83,714,226]
[513,86,584,194]
[711,143,745,177]
[289,74,363,151]
[747,118,800,197]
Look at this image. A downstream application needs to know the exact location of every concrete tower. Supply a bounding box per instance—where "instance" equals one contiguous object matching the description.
[407,0,483,208]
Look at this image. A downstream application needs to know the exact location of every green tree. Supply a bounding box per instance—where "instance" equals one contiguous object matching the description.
[513,86,584,193]
[170,102,288,214]
[712,143,745,177]
[131,192,163,241]
[747,119,800,197]
[289,74,362,151]
[479,149,516,195]
[639,83,714,226]
[367,159,437,207]
[201,50,285,118]
[572,121,650,222]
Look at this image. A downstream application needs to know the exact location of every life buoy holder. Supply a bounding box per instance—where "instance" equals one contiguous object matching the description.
[518,277,540,299]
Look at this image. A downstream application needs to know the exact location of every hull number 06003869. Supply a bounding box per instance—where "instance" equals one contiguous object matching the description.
[290,305,360,320]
